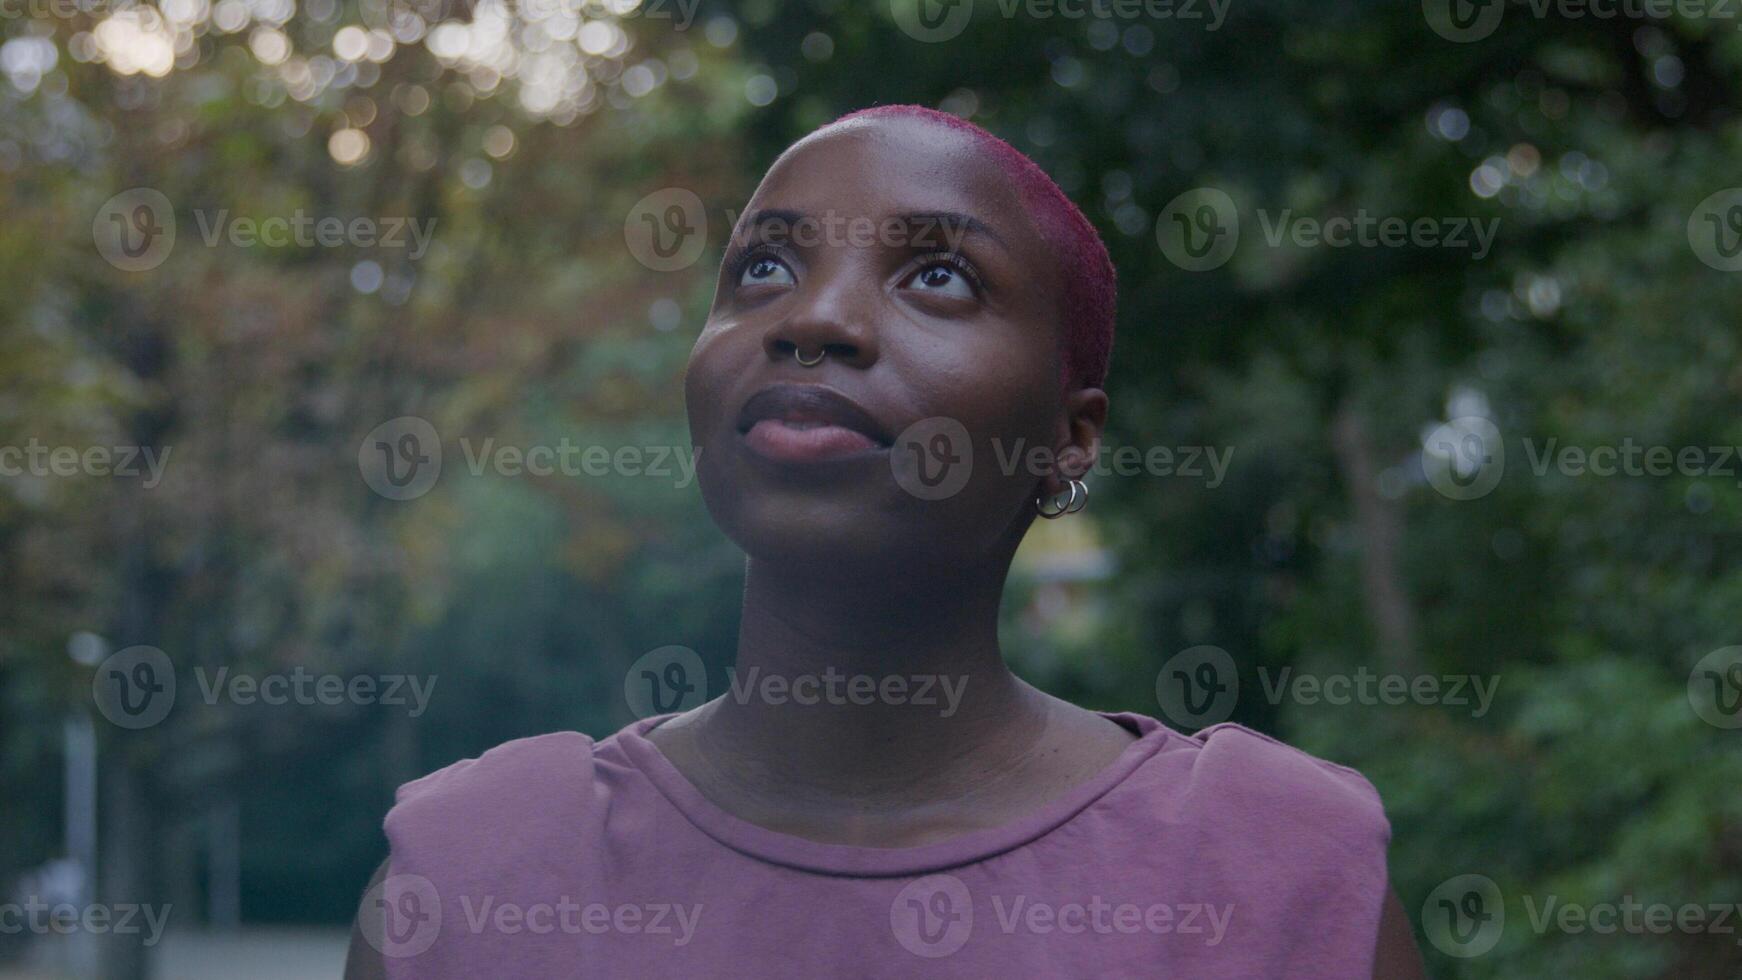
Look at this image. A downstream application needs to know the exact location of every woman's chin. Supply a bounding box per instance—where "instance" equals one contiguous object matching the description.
[718,507,957,575]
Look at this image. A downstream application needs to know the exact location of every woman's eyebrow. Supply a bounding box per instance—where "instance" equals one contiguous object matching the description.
[895,211,1010,254]
[728,207,1010,254]
[729,208,806,247]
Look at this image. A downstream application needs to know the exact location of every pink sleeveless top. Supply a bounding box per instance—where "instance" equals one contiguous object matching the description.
[378,712,1390,978]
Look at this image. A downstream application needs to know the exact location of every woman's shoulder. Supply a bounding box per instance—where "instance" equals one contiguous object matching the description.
[384,730,608,855]
[1185,721,1387,814]
[393,731,595,805]
[1125,715,1392,856]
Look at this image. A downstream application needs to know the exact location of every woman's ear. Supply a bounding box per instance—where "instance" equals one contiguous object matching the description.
[1045,387,1108,495]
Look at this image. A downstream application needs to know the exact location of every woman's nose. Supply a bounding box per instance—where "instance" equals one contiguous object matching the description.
[763,278,879,368]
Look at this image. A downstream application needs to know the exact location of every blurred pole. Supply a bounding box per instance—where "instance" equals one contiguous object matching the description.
[98,762,152,980]
[1331,400,1421,673]
[207,801,241,930]
[100,486,163,980]
[64,713,98,978]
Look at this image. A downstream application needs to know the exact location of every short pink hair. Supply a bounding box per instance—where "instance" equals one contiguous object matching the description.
[827,104,1117,390]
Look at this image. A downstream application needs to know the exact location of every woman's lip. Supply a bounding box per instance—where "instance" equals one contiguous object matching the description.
[742,419,886,462]
[735,383,892,447]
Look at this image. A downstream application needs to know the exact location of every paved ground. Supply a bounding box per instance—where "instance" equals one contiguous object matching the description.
[0,928,351,980]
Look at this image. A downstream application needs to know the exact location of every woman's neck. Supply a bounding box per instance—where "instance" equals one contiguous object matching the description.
[691,554,1054,803]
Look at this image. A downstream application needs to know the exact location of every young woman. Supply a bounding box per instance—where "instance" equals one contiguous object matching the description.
[346,105,1425,978]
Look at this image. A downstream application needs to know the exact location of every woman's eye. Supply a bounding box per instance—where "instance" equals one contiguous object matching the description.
[739,255,794,287]
[903,261,976,300]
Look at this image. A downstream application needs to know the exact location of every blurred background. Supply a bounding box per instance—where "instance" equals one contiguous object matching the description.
[3,0,1741,976]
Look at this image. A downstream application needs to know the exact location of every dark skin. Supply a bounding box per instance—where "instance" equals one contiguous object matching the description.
[346,115,1426,979]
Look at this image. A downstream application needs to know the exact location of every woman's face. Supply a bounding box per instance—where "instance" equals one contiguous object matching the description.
[684,115,1102,573]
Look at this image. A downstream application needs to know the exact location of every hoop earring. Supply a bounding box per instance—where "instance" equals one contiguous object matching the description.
[1035,479,1088,519]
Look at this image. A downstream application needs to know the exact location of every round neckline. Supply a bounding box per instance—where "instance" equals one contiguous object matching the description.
[612,710,1174,878]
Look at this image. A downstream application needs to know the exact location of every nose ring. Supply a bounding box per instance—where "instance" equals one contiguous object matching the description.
[794,347,826,367]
